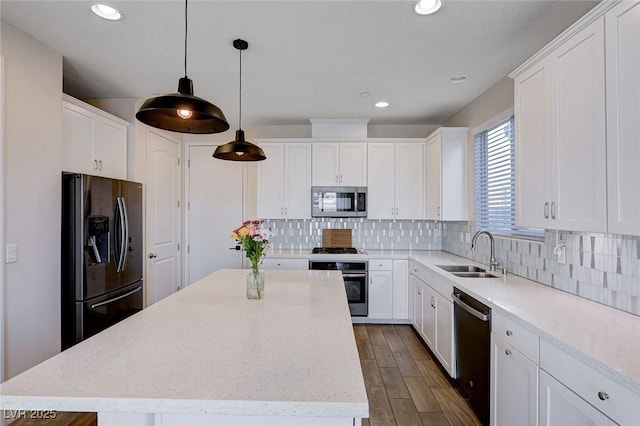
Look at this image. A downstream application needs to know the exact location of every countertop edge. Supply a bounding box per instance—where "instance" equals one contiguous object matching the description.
[0,395,369,418]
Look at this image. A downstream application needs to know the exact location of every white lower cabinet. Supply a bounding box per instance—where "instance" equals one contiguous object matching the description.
[391,259,409,320]
[368,259,409,320]
[540,339,637,426]
[410,261,454,377]
[434,290,453,375]
[540,370,613,426]
[421,282,436,348]
[491,334,539,426]
[368,269,393,319]
[412,275,423,334]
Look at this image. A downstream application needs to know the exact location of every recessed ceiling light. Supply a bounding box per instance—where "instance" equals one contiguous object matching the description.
[415,0,442,15]
[449,75,468,84]
[375,101,390,108]
[91,3,123,21]
[360,91,370,97]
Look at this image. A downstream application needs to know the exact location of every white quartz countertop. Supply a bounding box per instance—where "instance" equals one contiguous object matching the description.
[407,251,640,396]
[270,248,640,394]
[0,269,369,418]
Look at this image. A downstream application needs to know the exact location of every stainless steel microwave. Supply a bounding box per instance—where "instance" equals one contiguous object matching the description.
[311,186,367,218]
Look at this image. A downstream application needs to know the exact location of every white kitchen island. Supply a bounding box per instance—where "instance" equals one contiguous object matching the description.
[0,269,369,426]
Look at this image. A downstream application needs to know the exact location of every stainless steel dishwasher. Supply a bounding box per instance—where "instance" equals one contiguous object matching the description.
[452,287,491,426]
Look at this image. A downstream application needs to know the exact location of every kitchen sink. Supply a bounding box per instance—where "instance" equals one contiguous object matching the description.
[451,272,499,278]
[437,265,487,273]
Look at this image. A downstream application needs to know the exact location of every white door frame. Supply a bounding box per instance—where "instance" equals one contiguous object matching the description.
[182,140,251,286]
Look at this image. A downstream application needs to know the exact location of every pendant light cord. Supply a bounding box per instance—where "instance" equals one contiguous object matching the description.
[239,48,242,129]
[184,0,188,77]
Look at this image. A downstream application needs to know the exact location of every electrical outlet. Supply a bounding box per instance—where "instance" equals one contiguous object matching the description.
[6,244,17,263]
[557,246,566,264]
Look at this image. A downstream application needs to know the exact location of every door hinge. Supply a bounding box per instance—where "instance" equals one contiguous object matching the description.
[177,243,180,251]
[177,200,180,208]
[177,158,181,166]
[187,201,190,210]
[187,159,190,167]
[187,245,190,253]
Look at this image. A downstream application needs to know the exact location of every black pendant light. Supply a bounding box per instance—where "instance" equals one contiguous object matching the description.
[213,39,266,161]
[135,0,229,134]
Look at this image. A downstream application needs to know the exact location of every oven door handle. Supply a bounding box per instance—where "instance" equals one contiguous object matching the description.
[452,292,490,322]
[342,273,366,278]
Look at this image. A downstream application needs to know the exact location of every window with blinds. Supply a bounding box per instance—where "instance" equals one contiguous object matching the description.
[474,116,543,239]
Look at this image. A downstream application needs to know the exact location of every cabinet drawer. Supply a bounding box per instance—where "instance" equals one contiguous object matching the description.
[369,259,393,271]
[261,258,308,270]
[492,310,539,364]
[540,339,639,425]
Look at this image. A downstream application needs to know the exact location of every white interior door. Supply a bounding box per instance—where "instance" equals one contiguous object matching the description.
[145,129,181,305]
[186,144,244,285]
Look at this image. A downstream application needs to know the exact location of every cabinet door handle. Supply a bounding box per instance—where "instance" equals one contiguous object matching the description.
[544,202,549,219]
[417,288,422,295]
[505,349,512,356]
[339,174,343,183]
[99,160,103,171]
[506,330,513,336]
[93,159,98,170]
[284,207,288,216]
[336,175,339,183]
[597,391,609,401]
[431,297,436,309]
[551,201,557,219]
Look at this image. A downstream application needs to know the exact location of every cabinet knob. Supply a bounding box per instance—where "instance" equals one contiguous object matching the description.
[597,391,609,401]
[148,253,158,259]
[506,330,513,336]
[544,202,550,219]
[505,349,512,356]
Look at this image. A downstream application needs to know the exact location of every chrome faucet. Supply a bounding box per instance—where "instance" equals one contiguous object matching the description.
[471,230,500,271]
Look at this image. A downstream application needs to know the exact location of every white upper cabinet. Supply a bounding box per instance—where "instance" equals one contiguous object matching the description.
[512,17,606,232]
[606,1,640,236]
[257,140,312,219]
[62,95,128,180]
[368,141,426,220]
[311,141,367,186]
[426,127,468,221]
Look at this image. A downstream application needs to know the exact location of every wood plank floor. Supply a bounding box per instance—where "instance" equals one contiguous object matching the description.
[356,324,482,426]
[8,324,480,426]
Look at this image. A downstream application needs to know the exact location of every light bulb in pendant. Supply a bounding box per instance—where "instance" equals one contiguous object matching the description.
[235,151,245,156]
[177,109,193,119]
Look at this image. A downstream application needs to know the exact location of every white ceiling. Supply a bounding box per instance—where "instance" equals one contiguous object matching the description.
[1,0,598,127]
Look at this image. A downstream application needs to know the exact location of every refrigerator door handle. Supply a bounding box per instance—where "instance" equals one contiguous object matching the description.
[90,285,142,309]
[114,197,127,272]
[120,196,130,271]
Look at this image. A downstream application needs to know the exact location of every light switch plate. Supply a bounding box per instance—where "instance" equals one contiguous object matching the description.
[6,244,17,263]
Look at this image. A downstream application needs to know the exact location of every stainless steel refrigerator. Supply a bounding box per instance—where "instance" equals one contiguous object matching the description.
[61,172,143,350]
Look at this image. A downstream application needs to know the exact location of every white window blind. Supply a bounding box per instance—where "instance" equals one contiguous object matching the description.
[475,117,543,239]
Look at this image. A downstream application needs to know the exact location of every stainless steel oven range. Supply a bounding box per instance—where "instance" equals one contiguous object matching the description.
[309,258,368,317]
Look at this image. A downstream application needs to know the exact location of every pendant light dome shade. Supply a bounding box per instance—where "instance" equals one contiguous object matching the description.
[136,77,229,134]
[213,39,266,162]
[213,130,266,161]
[135,0,229,134]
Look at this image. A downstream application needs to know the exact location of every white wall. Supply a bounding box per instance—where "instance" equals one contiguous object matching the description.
[443,76,515,218]
[1,21,63,379]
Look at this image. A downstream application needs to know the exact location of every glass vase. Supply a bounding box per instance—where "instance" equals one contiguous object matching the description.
[246,270,265,299]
